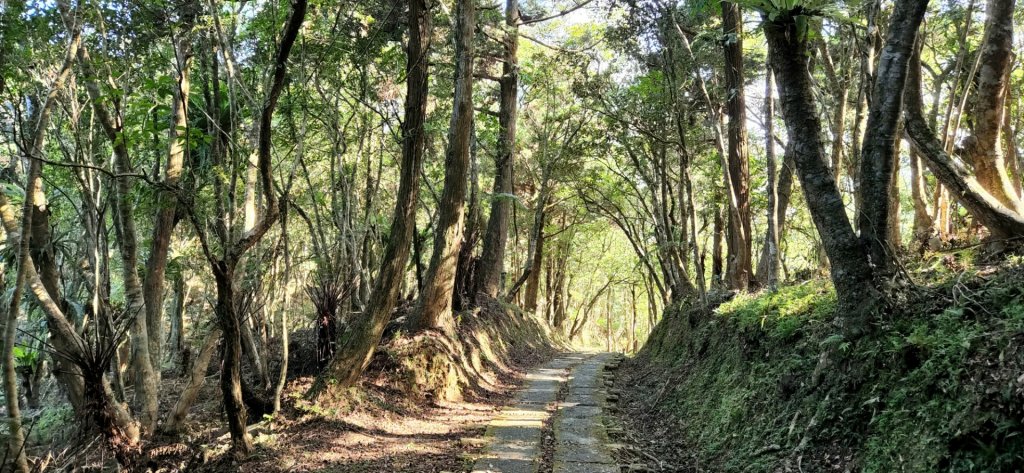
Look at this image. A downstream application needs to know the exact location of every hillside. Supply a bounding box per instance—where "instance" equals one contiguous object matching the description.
[615,261,1024,471]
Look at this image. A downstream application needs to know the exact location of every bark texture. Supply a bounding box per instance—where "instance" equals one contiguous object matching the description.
[765,10,876,320]
[310,0,431,394]
[721,1,752,291]
[964,0,1023,215]
[476,0,520,298]
[857,0,929,271]
[410,0,475,334]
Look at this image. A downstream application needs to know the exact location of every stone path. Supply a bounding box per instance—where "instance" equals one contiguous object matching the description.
[472,352,622,473]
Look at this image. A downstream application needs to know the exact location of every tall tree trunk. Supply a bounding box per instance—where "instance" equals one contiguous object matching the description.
[213,266,252,454]
[143,8,195,374]
[410,0,475,334]
[759,66,780,290]
[201,0,306,455]
[454,126,482,311]
[857,0,929,272]
[722,1,752,291]
[757,146,796,282]
[765,9,876,323]
[309,0,430,395]
[963,0,1023,215]
[476,0,519,298]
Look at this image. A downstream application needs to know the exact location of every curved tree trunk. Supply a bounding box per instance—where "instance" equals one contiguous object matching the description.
[963,0,1023,215]
[143,6,195,374]
[904,44,1024,238]
[765,10,876,321]
[163,327,221,434]
[309,0,431,396]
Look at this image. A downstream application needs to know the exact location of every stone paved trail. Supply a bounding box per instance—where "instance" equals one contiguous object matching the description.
[472,352,622,473]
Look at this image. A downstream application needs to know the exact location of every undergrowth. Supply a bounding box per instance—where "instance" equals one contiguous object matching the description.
[625,260,1024,472]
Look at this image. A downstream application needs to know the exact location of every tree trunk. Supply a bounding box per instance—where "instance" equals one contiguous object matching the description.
[454,126,482,311]
[142,11,194,376]
[711,200,724,288]
[904,43,1024,238]
[476,0,519,299]
[522,212,545,313]
[722,1,752,291]
[857,0,929,272]
[168,275,189,368]
[759,66,780,290]
[213,265,253,454]
[410,0,475,334]
[757,145,796,282]
[765,10,876,321]
[163,328,221,434]
[964,0,1023,215]
[909,147,934,245]
[309,0,430,396]
[76,42,160,433]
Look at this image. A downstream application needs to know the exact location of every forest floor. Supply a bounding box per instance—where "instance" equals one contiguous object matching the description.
[192,368,534,473]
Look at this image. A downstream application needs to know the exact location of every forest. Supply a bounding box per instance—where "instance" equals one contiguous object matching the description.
[0,0,1023,470]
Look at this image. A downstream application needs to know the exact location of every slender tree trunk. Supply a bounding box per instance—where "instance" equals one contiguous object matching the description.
[760,66,780,290]
[476,0,519,298]
[711,199,724,287]
[857,0,929,272]
[163,328,221,434]
[213,265,253,454]
[757,145,796,281]
[309,0,430,395]
[410,0,474,334]
[909,147,934,245]
[143,11,195,375]
[168,275,189,367]
[523,212,545,312]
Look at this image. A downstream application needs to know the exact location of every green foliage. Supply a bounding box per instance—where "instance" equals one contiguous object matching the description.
[12,346,39,369]
[717,279,835,338]
[633,265,1024,472]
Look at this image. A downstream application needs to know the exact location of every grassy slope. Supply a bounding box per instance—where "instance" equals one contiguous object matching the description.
[623,261,1024,472]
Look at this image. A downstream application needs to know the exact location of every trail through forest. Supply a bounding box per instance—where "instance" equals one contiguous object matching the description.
[3,0,1024,470]
[473,352,622,473]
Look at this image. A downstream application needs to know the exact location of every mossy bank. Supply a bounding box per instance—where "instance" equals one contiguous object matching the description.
[619,263,1024,472]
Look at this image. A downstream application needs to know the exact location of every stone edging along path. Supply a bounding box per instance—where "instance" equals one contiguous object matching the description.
[472,352,624,473]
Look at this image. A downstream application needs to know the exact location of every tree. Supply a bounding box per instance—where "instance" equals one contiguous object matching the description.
[962,0,1023,216]
[410,0,476,333]
[857,0,931,272]
[722,1,753,291]
[763,5,877,321]
[476,0,520,298]
[311,0,432,395]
